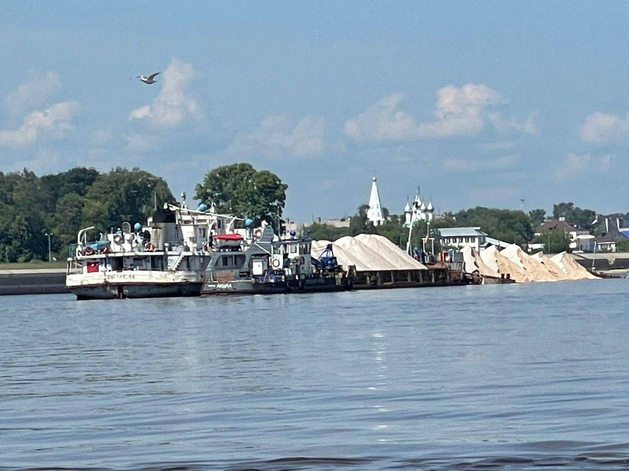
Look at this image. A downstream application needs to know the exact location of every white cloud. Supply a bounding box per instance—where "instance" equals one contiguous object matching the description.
[344,84,536,143]
[344,92,420,142]
[553,153,614,182]
[488,111,539,135]
[123,133,159,154]
[554,153,591,182]
[0,101,79,148]
[3,71,62,116]
[443,155,518,172]
[226,114,326,158]
[418,83,504,138]
[129,59,202,128]
[579,112,629,144]
[128,105,152,120]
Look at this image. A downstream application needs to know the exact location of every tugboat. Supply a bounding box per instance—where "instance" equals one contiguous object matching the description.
[66,199,211,300]
[200,213,351,294]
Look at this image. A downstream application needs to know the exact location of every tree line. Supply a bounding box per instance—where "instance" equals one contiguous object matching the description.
[0,161,622,263]
[0,167,174,262]
[0,163,288,263]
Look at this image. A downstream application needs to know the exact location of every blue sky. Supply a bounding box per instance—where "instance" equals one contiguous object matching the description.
[1,1,629,220]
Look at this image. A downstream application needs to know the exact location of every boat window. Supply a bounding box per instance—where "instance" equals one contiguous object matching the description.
[151,256,163,270]
[110,257,123,272]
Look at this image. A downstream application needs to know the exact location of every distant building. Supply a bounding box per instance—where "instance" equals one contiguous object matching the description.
[534,219,590,251]
[285,216,351,236]
[594,214,629,252]
[367,176,385,226]
[534,219,578,235]
[324,217,351,228]
[484,237,511,250]
[438,227,488,252]
[403,187,434,228]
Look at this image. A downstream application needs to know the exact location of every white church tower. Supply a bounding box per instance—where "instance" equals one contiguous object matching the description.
[367,176,385,226]
[404,186,435,227]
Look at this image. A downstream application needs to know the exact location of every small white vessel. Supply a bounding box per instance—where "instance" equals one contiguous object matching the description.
[66,201,211,300]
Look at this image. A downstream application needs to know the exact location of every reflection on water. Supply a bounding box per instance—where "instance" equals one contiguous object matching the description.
[0,280,628,470]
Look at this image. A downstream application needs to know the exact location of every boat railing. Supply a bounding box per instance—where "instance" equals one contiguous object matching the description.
[167,245,185,270]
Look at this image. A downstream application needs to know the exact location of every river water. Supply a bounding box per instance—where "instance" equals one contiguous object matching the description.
[1,279,628,470]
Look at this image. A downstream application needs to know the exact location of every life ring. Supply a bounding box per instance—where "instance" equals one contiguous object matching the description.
[253,228,263,239]
[144,242,155,251]
[272,258,281,268]
[83,247,94,256]
[299,256,305,265]
[113,234,123,244]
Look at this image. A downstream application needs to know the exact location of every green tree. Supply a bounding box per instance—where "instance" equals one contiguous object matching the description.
[529,208,546,227]
[53,193,86,250]
[618,238,629,253]
[453,206,533,245]
[531,228,571,253]
[307,223,349,242]
[552,202,596,231]
[82,167,174,232]
[195,163,288,230]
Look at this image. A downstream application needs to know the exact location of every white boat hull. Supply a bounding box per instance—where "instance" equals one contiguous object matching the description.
[67,271,205,300]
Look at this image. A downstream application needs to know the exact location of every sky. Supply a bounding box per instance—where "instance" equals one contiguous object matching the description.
[1,1,629,220]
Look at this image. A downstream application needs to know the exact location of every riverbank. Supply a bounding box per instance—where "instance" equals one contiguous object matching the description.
[0,268,69,295]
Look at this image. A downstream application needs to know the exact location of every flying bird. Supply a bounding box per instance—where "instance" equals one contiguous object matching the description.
[136,72,160,84]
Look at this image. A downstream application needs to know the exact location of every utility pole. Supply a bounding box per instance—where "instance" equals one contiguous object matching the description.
[44,232,53,263]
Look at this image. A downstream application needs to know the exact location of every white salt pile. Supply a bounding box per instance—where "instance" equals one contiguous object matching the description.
[355,234,425,270]
[501,245,562,282]
[550,251,599,280]
[468,244,598,282]
[461,246,499,278]
[532,252,566,280]
[312,234,426,272]
[480,246,530,282]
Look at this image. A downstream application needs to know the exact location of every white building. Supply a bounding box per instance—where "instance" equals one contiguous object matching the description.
[404,187,434,228]
[438,227,488,252]
[367,176,385,226]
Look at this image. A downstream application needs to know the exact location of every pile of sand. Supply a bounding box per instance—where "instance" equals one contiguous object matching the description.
[463,244,599,282]
[461,246,499,278]
[480,246,530,282]
[355,234,426,270]
[312,235,426,272]
[532,252,566,279]
[501,245,563,282]
[550,252,599,280]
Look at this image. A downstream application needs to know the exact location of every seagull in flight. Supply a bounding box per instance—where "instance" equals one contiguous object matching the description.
[136,72,160,84]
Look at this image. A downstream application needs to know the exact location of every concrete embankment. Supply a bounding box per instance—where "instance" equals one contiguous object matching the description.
[0,269,69,295]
